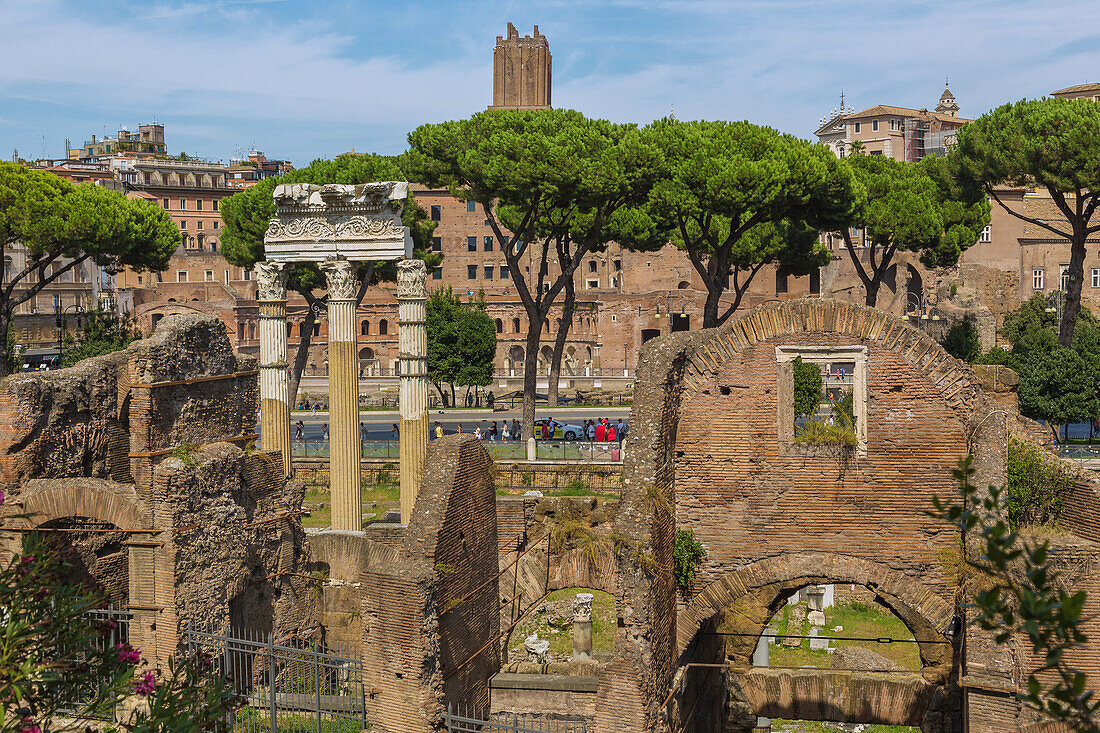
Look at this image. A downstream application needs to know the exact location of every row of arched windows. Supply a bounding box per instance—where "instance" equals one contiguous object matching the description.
[360,319,388,335]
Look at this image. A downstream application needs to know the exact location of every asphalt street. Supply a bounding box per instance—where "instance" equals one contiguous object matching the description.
[261,406,631,441]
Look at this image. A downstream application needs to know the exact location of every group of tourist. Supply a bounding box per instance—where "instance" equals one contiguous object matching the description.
[433,419,522,441]
[584,418,625,442]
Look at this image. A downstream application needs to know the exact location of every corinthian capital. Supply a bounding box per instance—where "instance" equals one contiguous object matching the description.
[255,261,289,301]
[396,259,428,300]
[320,258,358,300]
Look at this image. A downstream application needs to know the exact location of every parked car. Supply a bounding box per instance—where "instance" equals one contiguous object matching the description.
[533,418,584,441]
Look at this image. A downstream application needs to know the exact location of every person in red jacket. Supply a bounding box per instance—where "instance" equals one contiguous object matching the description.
[595,420,606,442]
[606,424,617,442]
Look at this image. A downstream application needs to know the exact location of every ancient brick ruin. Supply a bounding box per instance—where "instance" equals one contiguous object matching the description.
[0,314,319,662]
[594,298,1100,733]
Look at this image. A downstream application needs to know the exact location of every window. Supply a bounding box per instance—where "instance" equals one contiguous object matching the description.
[224,270,230,283]
[379,319,388,335]
[809,268,821,295]
[204,269,214,282]
[1033,267,1045,290]
[872,119,879,132]
[466,200,476,212]
[512,317,521,333]
[177,270,188,282]
[179,199,186,210]
[978,225,991,243]
[495,318,503,334]
[588,261,597,273]
[854,122,861,133]
[467,264,477,280]
[197,234,205,249]
[484,265,494,280]
[1093,268,1100,288]
[431,236,442,252]
[869,150,883,156]
[500,265,510,279]
[180,221,186,229]
[1060,264,1070,291]
[432,268,442,280]
[613,260,622,271]
[196,200,203,211]
[586,279,599,289]
[430,205,441,221]
[776,345,868,456]
[611,276,619,288]
[776,271,788,294]
[361,321,370,335]
[162,198,169,209]
[243,268,251,281]
[484,236,494,251]
[313,324,320,337]
[467,236,477,252]
[197,220,203,229]
[137,275,143,285]
[213,221,219,229]
[212,200,218,211]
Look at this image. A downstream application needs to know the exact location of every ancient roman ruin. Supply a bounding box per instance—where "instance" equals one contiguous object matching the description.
[3,195,1099,733]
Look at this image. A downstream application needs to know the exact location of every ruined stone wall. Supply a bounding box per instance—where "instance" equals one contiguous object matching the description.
[360,435,498,733]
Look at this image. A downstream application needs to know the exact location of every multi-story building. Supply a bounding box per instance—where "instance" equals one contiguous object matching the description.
[226,150,294,189]
[815,86,968,161]
[1051,82,1100,101]
[70,124,166,161]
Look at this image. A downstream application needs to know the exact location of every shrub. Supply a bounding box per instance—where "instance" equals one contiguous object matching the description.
[1006,438,1076,528]
[792,357,823,418]
[940,317,981,362]
[674,529,707,596]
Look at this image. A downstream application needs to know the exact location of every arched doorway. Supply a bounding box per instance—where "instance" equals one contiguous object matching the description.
[508,345,524,376]
[359,346,377,376]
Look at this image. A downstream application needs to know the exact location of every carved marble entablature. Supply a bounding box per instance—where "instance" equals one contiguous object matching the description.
[264,182,412,263]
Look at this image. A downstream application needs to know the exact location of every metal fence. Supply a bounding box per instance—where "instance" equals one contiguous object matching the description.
[185,625,366,733]
[59,605,134,718]
[290,438,624,464]
[534,440,622,463]
[445,705,589,733]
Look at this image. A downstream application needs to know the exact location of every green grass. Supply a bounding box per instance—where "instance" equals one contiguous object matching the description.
[301,480,400,529]
[509,588,615,660]
[233,706,364,732]
[761,600,920,671]
[770,720,917,732]
[793,419,858,447]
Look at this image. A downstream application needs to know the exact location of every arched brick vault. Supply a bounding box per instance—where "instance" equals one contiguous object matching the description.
[16,478,148,531]
[678,552,955,670]
[594,298,1008,733]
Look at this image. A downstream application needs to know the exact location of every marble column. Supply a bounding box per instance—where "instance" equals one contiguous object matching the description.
[256,261,291,477]
[397,259,429,524]
[320,258,362,532]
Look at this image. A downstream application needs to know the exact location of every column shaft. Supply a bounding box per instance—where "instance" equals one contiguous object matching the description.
[398,260,429,524]
[256,262,291,477]
[322,260,362,532]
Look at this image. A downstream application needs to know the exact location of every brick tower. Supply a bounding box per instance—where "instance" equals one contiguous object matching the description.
[490,22,551,110]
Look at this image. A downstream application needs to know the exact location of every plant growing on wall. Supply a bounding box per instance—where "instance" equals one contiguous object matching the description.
[673,529,707,597]
[931,456,1099,732]
[792,357,823,419]
[940,317,982,363]
[1006,438,1077,528]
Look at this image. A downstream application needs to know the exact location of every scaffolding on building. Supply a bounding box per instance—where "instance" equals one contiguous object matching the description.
[904,117,929,162]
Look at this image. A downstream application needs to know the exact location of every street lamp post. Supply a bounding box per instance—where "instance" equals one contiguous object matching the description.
[55,303,86,360]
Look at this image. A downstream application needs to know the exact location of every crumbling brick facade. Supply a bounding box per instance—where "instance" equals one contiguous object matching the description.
[0,314,317,664]
[595,299,1064,733]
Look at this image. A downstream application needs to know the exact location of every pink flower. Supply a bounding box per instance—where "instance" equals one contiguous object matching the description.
[116,644,141,665]
[133,671,156,697]
[20,719,40,733]
[0,489,5,505]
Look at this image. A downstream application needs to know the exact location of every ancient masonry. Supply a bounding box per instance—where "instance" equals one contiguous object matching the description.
[591,298,1100,733]
[0,315,318,662]
[261,181,429,527]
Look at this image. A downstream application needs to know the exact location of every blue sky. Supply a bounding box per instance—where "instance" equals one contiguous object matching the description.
[1,0,1097,166]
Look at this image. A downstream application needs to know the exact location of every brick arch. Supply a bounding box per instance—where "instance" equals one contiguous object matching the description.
[17,478,147,532]
[678,552,955,669]
[677,298,982,412]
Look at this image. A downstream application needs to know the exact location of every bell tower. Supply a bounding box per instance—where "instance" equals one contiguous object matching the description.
[490,23,552,110]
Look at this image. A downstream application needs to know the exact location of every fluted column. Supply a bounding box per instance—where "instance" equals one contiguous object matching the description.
[256,261,291,477]
[397,260,429,524]
[320,258,361,532]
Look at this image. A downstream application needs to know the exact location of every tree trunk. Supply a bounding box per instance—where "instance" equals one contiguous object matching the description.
[521,318,543,442]
[287,303,318,407]
[864,280,880,307]
[0,310,13,377]
[547,281,576,407]
[1059,231,1087,347]
[703,283,729,329]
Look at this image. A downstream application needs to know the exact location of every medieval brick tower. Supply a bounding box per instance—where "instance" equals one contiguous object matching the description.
[490,23,551,110]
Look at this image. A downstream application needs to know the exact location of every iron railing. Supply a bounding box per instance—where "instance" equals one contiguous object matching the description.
[289,438,625,464]
[185,625,366,733]
[446,704,589,733]
[57,605,134,718]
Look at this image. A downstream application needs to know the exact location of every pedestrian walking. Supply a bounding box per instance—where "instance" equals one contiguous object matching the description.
[294,421,304,440]
[456,423,463,434]
[360,422,367,442]
[511,419,520,440]
[434,421,444,439]
[474,424,482,440]
[490,420,498,441]
[606,423,616,442]
[595,420,606,442]
[391,423,399,440]
[321,423,329,441]
[616,419,626,440]
[487,391,495,409]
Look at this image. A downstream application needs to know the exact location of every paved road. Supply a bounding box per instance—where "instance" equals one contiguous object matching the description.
[262,406,631,441]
